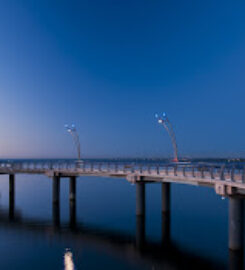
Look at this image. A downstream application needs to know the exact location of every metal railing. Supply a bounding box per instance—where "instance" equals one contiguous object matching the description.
[0,161,244,183]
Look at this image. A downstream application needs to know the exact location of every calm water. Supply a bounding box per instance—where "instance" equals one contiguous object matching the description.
[0,161,244,269]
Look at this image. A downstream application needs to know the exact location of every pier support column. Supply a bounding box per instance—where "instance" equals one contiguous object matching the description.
[162,183,170,213]
[9,174,15,220]
[52,176,60,227]
[229,197,244,250]
[136,182,145,216]
[52,176,60,204]
[69,176,76,229]
[162,183,171,243]
[136,182,145,249]
[69,176,76,202]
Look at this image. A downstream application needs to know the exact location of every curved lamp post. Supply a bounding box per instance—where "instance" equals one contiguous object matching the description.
[155,113,179,162]
[65,124,81,161]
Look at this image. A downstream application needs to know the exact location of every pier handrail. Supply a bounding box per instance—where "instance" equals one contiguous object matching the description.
[0,160,244,183]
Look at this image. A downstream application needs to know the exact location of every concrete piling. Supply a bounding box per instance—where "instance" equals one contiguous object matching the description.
[52,176,60,204]
[52,176,60,227]
[69,176,76,201]
[9,174,15,220]
[229,197,244,250]
[162,183,171,243]
[136,182,145,216]
[69,176,76,229]
[135,181,146,249]
[162,183,170,213]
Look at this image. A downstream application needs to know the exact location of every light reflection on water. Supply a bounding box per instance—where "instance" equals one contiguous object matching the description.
[64,249,75,270]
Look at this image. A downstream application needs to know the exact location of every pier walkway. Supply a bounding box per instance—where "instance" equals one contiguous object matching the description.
[0,160,245,196]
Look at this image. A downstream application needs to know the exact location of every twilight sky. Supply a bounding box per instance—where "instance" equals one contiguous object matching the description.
[0,0,245,159]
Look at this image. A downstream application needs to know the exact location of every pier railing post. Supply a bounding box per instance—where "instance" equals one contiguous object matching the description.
[182,166,186,177]
[192,166,195,177]
[220,165,225,180]
[147,165,151,174]
[229,197,244,250]
[200,166,204,178]
[9,174,15,220]
[139,165,143,174]
[156,164,159,175]
[231,167,235,182]
[174,165,177,176]
[210,166,214,179]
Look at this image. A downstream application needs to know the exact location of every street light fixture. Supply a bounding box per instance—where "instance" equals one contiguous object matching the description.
[64,124,81,161]
[155,113,179,162]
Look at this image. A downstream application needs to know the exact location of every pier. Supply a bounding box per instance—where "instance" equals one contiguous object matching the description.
[0,160,245,252]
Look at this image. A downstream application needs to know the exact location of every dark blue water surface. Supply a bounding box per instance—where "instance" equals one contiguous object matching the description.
[0,161,244,269]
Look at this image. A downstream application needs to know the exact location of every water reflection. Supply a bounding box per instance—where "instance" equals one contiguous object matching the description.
[229,250,244,270]
[136,215,145,250]
[64,249,75,270]
[9,175,15,221]
[161,212,170,246]
[52,202,60,228]
[9,197,15,221]
[69,201,76,230]
[0,204,232,270]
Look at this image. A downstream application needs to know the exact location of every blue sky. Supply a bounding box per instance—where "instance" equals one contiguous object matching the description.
[0,0,245,158]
